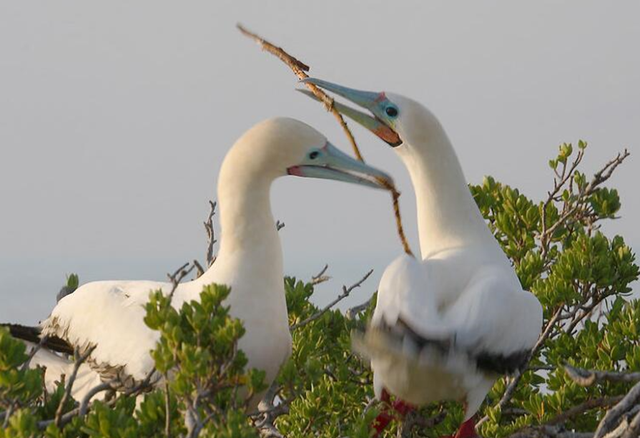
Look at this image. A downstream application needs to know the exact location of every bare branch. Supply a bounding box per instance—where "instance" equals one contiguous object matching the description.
[539,148,630,258]
[20,332,49,371]
[204,200,217,267]
[78,381,114,417]
[167,262,195,302]
[596,400,640,438]
[251,380,290,437]
[564,365,640,387]
[290,270,373,332]
[478,306,564,426]
[54,346,96,428]
[193,259,205,278]
[311,264,331,286]
[346,295,375,320]
[547,396,624,426]
[622,409,640,438]
[237,23,413,256]
[165,380,171,438]
[399,409,447,437]
[508,425,593,438]
[236,24,361,159]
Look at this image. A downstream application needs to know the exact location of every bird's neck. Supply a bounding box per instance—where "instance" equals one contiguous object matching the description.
[399,129,496,258]
[197,170,282,287]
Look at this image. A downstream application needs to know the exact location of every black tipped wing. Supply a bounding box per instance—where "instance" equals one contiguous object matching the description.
[2,323,75,355]
[374,317,530,376]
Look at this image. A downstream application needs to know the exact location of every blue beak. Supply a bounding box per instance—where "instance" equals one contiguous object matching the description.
[288,142,393,190]
[300,78,402,147]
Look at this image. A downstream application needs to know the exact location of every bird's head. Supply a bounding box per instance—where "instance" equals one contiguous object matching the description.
[299,79,443,155]
[223,117,392,190]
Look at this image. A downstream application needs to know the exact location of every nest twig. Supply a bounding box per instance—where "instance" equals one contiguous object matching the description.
[237,24,413,256]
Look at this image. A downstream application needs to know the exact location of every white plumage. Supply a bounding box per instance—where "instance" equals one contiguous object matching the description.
[30,117,391,406]
[304,78,543,433]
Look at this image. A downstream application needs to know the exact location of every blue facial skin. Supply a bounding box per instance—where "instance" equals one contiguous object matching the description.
[300,78,403,147]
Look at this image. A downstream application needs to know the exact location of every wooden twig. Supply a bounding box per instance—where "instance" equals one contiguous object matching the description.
[547,395,624,426]
[594,382,640,438]
[564,365,640,387]
[165,380,171,438]
[540,149,630,258]
[54,346,96,428]
[399,409,447,437]
[204,200,217,267]
[508,425,593,438]
[237,24,413,256]
[310,264,331,286]
[193,259,205,278]
[290,270,374,332]
[478,306,564,426]
[78,381,114,416]
[236,24,362,160]
[346,295,375,320]
[167,262,195,302]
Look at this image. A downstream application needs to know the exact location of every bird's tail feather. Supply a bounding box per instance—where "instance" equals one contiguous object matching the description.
[2,323,74,355]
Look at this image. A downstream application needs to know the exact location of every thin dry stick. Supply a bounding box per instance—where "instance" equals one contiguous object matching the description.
[237,24,361,160]
[165,380,172,438]
[237,24,413,257]
[54,346,96,428]
[289,269,374,332]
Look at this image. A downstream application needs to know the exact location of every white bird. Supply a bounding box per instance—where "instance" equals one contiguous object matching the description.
[303,79,543,438]
[19,117,392,407]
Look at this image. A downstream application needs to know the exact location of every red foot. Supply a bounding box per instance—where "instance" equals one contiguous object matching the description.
[371,391,478,438]
[372,410,394,434]
[372,389,415,436]
[453,417,478,438]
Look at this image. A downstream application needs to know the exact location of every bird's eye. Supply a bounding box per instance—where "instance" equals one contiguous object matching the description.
[385,106,399,118]
[309,151,320,160]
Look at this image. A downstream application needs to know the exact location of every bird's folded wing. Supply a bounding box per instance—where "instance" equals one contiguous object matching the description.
[360,258,543,375]
[442,269,543,374]
[41,280,168,382]
[372,254,452,339]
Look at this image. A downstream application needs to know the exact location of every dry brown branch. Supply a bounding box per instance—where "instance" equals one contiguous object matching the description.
[346,295,375,320]
[564,365,640,387]
[290,269,374,332]
[165,380,172,438]
[54,345,96,428]
[78,381,115,417]
[595,387,640,438]
[622,410,640,438]
[193,259,205,278]
[237,24,413,256]
[508,425,593,438]
[236,24,361,160]
[547,396,624,426]
[478,306,564,427]
[539,149,630,258]
[399,409,447,437]
[204,200,217,267]
[252,380,290,437]
[311,264,331,285]
[167,262,196,302]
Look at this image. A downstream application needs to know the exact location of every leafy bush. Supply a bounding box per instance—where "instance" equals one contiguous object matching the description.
[1,143,638,437]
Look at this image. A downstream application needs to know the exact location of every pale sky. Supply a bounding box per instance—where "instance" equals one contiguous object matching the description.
[1,1,638,324]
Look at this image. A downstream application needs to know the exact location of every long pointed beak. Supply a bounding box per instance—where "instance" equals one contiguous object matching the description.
[299,78,402,147]
[288,142,393,190]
